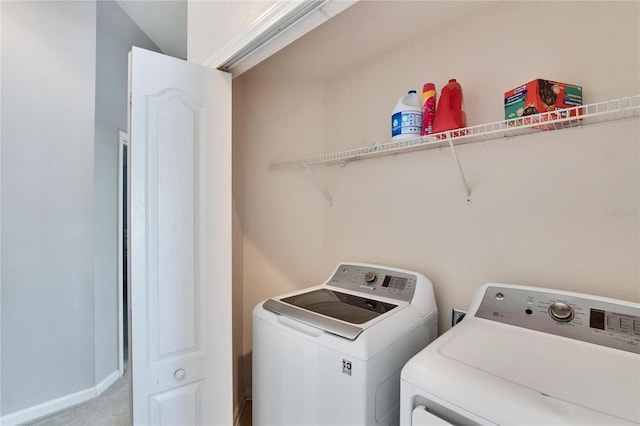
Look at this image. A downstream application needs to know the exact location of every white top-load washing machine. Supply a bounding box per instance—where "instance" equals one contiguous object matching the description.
[253,262,438,426]
[400,283,640,425]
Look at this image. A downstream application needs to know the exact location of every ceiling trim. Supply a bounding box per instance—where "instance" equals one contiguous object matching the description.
[201,0,355,76]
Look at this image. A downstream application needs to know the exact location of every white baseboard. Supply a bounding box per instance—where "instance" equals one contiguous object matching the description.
[0,369,121,426]
[96,369,120,396]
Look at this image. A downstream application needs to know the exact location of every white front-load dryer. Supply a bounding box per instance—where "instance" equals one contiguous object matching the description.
[252,262,438,426]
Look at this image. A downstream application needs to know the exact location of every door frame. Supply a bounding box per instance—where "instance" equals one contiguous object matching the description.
[117,129,128,377]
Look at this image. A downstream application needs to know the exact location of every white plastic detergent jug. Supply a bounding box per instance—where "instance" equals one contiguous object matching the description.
[392,90,423,140]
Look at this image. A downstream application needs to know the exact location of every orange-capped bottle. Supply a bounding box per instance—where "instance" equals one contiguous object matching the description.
[421,83,437,136]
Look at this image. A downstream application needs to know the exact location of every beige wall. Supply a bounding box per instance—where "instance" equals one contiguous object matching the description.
[233,1,640,396]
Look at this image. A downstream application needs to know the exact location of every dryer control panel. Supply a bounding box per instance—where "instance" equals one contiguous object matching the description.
[326,263,418,303]
[474,285,640,354]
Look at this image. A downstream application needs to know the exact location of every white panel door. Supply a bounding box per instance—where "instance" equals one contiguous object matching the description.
[128,46,232,426]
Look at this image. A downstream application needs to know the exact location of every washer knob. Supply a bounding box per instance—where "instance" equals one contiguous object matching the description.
[548,302,575,322]
[364,271,377,283]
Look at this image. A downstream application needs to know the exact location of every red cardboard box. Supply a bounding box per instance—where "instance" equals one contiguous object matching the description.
[504,79,582,129]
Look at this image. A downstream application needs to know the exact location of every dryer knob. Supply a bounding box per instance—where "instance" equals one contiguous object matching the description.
[548,302,575,322]
[364,271,377,283]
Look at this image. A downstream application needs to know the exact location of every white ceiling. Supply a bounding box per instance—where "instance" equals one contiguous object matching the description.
[116,0,187,59]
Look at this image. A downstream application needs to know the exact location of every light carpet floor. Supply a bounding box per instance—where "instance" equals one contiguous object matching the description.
[25,368,130,426]
[24,371,253,426]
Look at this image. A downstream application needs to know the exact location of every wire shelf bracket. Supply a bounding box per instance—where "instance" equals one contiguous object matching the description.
[302,162,333,206]
[445,133,472,205]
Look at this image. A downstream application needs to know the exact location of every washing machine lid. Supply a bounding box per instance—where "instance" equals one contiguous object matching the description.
[263,289,398,340]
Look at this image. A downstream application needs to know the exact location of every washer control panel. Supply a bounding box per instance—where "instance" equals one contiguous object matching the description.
[327,263,417,303]
[474,285,640,354]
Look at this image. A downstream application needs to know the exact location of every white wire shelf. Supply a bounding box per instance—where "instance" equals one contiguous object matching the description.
[268,95,640,170]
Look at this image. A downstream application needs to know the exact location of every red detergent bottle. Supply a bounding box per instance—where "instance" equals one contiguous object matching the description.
[433,79,467,134]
